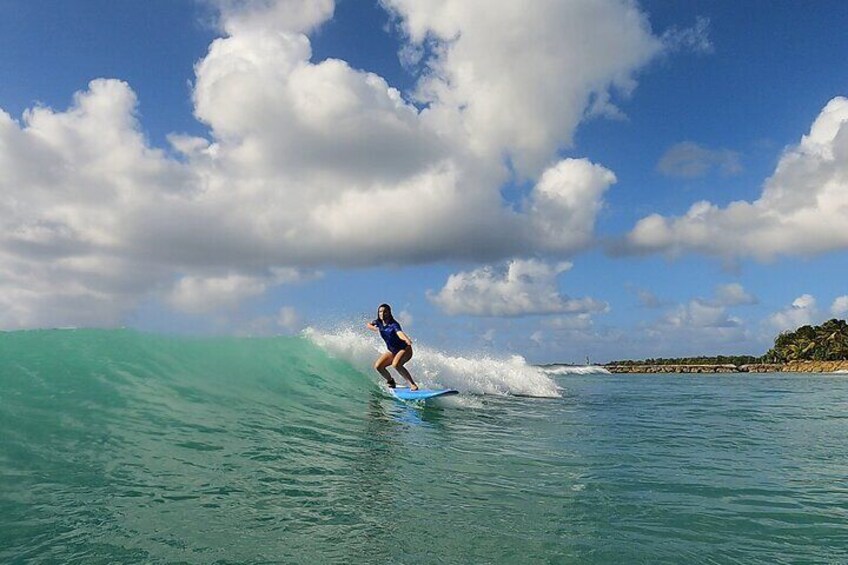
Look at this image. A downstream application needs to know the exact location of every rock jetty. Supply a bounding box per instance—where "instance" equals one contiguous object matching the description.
[605,360,848,374]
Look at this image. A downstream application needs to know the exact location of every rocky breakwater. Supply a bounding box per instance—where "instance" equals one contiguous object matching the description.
[606,364,739,373]
[780,360,848,373]
[737,363,782,373]
[606,361,848,373]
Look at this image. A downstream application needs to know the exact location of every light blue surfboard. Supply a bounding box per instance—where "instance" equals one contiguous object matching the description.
[390,387,459,401]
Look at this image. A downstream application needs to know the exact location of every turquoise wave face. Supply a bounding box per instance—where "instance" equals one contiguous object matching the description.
[1,329,379,562]
[2,330,847,563]
[0,329,370,443]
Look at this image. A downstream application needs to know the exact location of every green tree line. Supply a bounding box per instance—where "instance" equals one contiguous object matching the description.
[763,318,848,362]
[606,355,760,367]
[606,318,848,366]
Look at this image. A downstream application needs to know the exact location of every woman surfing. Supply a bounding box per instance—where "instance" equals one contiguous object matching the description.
[366,304,418,390]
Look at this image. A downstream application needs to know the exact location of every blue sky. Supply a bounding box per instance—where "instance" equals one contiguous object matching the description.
[1,0,847,362]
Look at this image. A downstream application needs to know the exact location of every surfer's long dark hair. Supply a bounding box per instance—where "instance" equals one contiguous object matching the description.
[377,303,397,325]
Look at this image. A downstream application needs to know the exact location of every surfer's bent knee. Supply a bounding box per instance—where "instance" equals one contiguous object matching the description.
[392,348,412,368]
[374,353,391,371]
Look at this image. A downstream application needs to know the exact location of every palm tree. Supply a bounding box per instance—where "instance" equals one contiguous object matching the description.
[764,319,848,362]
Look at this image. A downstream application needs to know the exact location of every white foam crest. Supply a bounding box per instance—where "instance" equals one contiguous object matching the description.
[304,327,560,398]
[540,365,611,375]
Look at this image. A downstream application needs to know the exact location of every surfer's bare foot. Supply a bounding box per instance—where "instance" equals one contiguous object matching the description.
[410,384,419,391]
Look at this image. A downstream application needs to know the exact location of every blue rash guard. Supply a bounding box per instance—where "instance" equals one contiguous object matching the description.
[373,319,407,354]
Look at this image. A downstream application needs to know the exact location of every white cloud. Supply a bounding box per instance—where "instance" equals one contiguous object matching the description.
[207,0,335,34]
[627,300,751,360]
[397,309,414,327]
[0,80,187,328]
[768,294,819,332]
[653,283,756,329]
[714,283,757,306]
[276,306,300,330]
[636,289,662,308]
[660,299,741,329]
[186,0,623,263]
[526,159,617,253]
[627,97,848,259]
[524,314,599,355]
[661,16,713,55]
[657,141,741,178]
[0,0,669,328]
[631,283,753,314]
[544,313,594,331]
[530,330,545,346]
[236,304,302,336]
[630,284,762,356]
[167,273,267,314]
[480,328,496,345]
[428,259,608,317]
[166,268,310,314]
[383,0,663,177]
[832,295,848,317]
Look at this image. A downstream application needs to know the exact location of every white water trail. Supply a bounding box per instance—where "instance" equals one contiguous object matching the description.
[539,365,611,375]
[304,327,560,398]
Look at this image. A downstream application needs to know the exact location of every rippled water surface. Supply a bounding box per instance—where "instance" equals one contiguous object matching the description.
[2,330,847,563]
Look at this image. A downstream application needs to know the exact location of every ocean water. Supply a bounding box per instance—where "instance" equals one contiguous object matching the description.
[2,329,847,564]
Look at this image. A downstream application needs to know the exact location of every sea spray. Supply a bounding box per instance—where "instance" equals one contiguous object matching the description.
[540,365,611,376]
[304,326,560,398]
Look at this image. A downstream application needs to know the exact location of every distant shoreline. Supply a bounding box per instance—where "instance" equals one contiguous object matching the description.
[604,360,848,374]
